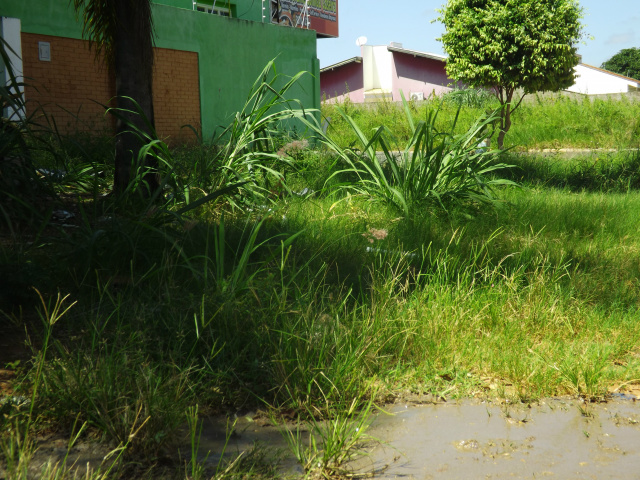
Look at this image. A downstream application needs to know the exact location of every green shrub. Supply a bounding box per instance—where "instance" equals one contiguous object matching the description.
[321,93,517,215]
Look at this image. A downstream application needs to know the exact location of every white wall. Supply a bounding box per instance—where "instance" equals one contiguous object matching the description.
[362,45,374,91]
[362,45,393,92]
[1,16,24,120]
[567,64,639,95]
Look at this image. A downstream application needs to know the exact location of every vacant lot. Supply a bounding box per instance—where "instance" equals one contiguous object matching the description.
[2,88,639,479]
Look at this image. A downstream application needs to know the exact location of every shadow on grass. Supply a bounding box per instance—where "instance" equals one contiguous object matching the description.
[497,150,640,192]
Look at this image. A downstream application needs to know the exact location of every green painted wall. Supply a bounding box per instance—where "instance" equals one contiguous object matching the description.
[152,4,319,138]
[0,0,265,38]
[0,2,84,39]
[0,0,319,140]
[232,0,264,23]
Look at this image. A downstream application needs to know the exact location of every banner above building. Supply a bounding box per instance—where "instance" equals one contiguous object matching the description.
[271,0,339,38]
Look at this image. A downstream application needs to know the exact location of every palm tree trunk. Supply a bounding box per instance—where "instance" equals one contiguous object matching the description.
[112,0,159,195]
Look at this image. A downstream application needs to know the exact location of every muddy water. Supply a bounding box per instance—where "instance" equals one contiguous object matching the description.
[194,398,640,479]
[353,398,640,479]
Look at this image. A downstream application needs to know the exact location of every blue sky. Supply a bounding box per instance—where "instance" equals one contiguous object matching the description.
[317,0,639,69]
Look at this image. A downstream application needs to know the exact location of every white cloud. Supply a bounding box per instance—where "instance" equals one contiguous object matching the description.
[605,31,636,45]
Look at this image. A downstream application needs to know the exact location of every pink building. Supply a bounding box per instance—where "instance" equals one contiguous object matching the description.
[320,43,454,103]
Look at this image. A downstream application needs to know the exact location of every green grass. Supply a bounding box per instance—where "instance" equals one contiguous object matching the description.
[511,94,640,149]
[4,158,640,477]
[499,149,640,192]
[322,92,640,150]
[276,184,640,401]
[3,62,640,478]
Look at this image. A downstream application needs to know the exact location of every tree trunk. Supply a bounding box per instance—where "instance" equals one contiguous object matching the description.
[497,106,511,149]
[112,0,159,196]
[497,88,514,150]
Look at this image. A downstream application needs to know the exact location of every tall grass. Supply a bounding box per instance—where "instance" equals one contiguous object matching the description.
[510,94,640,149]
[3,54,640,479]
[321,92,515,215]
[499,149,640,192]
[322,92,640,150]
[170,60,319,212]
[279,187,640,401]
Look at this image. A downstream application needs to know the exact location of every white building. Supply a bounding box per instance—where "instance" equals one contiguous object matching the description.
[567,63,640,95]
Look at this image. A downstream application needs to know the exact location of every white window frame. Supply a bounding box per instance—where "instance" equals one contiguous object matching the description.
[193,2,231,17]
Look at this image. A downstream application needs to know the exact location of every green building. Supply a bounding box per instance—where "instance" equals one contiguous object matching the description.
[0,0,337,142]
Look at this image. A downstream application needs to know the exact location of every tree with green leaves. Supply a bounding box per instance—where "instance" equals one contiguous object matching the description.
[601,48,640,80]
[438,0,585,148]
[72,0,159,195]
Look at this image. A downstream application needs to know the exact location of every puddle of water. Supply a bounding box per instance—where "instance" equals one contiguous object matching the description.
[353,399,640,479]
[187,399,640,479]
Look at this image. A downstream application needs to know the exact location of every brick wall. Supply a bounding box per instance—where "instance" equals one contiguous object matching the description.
[153,48,201,143]
[22,33,115,133]
[21,33,201,143]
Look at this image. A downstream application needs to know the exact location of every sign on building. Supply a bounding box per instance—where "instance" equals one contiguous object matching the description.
[271,0,338,38]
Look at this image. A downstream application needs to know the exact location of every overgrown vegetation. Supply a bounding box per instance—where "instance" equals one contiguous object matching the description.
[319,92,516,216]
[2,50,640,479]
[322,92,640,150]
